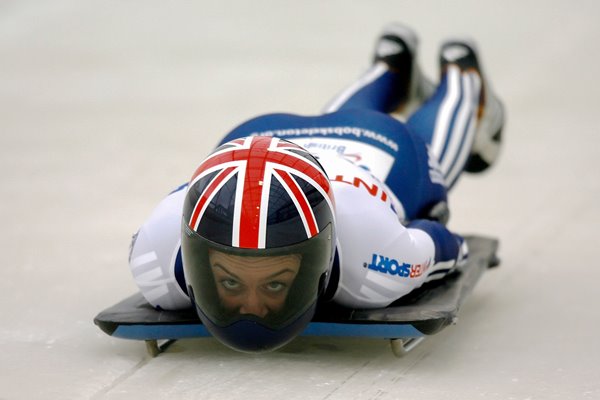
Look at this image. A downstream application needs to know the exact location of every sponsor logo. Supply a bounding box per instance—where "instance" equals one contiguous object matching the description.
[333,175,390,202]
[293,141,363,164]
[302,141,347,154]
[252,126,399,152]
[364,254,430,278]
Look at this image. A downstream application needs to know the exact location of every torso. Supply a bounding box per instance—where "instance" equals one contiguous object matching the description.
[130,110,447,309]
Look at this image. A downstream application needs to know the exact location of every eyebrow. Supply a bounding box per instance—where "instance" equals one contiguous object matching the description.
[265,268,297,280]
[211,263,296,280]
[212,263,242,281]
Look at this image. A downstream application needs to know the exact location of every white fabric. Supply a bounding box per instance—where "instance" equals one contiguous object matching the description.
[130,150,440,310]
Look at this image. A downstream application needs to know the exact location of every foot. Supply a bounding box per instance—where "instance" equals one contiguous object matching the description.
[374,23,434,115]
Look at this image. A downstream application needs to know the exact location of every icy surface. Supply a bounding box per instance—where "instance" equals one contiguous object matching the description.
[2,1,600,399]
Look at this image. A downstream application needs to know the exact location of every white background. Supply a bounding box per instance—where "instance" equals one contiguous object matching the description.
[2,1,599,399]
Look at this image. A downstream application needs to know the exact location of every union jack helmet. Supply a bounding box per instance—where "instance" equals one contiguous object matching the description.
[181,136,336,352]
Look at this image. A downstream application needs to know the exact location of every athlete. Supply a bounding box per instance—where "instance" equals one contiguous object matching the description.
[127,23,505,352]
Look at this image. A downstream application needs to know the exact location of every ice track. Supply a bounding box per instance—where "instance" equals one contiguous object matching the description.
[1,1,600,399]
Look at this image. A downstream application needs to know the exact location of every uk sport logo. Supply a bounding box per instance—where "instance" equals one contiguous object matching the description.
[365,254,431,279]
[186,136,335,249]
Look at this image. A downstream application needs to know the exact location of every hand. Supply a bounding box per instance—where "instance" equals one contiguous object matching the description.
[427,201,450,225]
[454,234,469,269]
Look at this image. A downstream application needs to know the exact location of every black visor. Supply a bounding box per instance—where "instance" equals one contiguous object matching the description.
[182,223,334,331]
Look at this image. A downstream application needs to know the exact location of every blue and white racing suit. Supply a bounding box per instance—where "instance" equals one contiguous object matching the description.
[128,60,482,310]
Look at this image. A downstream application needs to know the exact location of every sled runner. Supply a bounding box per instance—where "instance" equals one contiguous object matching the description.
[94,235,499,357]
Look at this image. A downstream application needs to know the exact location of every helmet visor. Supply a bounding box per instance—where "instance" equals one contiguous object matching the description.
[182,223,333,330]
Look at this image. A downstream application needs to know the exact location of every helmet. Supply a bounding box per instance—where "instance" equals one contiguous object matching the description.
[181,136,336,352]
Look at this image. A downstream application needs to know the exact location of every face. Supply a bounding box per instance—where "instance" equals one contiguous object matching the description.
[208,250,302,318]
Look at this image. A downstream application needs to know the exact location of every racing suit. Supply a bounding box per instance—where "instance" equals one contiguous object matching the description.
[128,56,483,310]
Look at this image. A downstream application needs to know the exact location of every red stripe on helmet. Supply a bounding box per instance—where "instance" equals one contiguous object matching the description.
[238,137,272,248]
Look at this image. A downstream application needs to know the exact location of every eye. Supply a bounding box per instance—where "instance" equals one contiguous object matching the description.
[220,279,241,291]
[265,281,287,293]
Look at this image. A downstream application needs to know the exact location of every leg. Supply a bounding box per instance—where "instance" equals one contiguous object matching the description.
[323,23,433,116]
[406,63,481,189]
[407,41,504,189]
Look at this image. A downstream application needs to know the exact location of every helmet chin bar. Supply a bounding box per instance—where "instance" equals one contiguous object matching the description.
[190,285,317,353]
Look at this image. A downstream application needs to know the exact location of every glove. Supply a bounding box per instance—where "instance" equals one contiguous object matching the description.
[454,234,469,270]
[426,201,450,225]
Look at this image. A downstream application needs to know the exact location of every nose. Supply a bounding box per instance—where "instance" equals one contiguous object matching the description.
[239,290,268,318]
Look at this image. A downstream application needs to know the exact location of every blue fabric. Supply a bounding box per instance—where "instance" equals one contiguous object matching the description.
[406,74,449,146]
[219,109,447,220]
[174,248,186,294]
[406,219,460,263]
[333,70,405,113]
[405,71,478,189]
[168,182,188,195]
[222,110,403,156]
